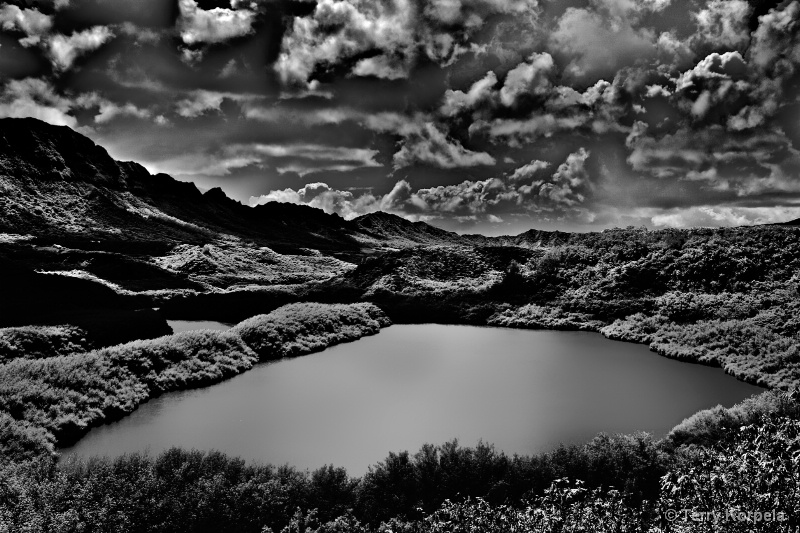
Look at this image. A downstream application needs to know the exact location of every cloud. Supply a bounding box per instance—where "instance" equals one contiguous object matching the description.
[440,71,498,117]
[520,148,591,207]
[250,182,381,220]
[142,152,262,177]
[672,51,752,122]
[471,72,633,144]
[508,158,550,183]
[177,0,257,45]
[0,78,77,127]
[748,1,800,75]
[691,0,752,51]
[176,91,227,117]
[76,93,152,124]
[650,205,800,228]
[47,26,114,71]
[499,52,554,107]
[275,0,539,87]
[392,121,496,169]
[625,120,800,196]
[145,141,382,178]
[118,22,163,45]
[549,4,657,82]
[248,149,591,221]
[0,5,52,46]
[234,143,382,176]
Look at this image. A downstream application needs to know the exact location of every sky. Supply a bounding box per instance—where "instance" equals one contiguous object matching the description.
[0,0,799,235]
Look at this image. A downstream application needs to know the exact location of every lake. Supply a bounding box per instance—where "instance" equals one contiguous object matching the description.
[60,325,763,475]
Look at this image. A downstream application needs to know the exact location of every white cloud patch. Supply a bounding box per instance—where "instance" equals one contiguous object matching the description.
[549,4,657,82]
[47,26,114,71]
[692,0,752,51]
[748,1,800,74]
[76,93,152,124]
[144,141,382,178]
[0,5,52,46]
[235,143,382,176]
[626,120,800,196]
[499,52,554,106]
[248,149,591,220]
[276,0,539,87]
[141,152,262,177]
[440,71,498,117]
[650,206,800,228]
[250,182,380,220]
[391,121,496,169]
[0,78,77,127]
[471,74,632,144]
[520,148,590,207]
[177,0,257,45]
[175,90,263,118]
[508,158,550,183]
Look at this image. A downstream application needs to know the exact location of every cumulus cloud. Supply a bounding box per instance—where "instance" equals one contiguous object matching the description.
[250,182,381,220]
[177,91,228,117]
[47,26,114,71]
[471,72,633,144]
[520,148,591,207]
[650,206,800,228]
[499,52,554,106]
[440,71,498,117]
[177,0,257,45]
[391,121,496,169]
[748,1,800,75]
[275,0,538,87]
[508,158,550,183]
[691,0,752,51]
[0,78,77,127]
[626,120,800,196]
[76,93,152,124]
[549,4,657,82]
[248,149,591,221]
[0,5,52,46]
[672,51,751,121]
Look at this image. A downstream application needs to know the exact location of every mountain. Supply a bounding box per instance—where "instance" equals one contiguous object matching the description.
[0,118,364,258]
[0,118,484,260]
[352,211,466,248]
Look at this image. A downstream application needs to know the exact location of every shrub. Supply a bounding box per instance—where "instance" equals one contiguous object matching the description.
[230,303,391,360]
[0,325,91,363]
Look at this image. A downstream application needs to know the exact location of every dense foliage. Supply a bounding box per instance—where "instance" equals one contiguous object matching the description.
[0,325,92,363]
[1,393,797,532]
[322,226,800,389]
[230,303,390,360]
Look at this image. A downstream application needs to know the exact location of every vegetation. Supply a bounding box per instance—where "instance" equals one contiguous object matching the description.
[0,391,797,532]
[0,303,391,462]
[230,303,390,360]
[0,325,92,363]
[321,226,800,389]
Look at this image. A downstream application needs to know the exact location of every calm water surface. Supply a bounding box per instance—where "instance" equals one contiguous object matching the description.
[61,325,762,475]
[167,320,233,333]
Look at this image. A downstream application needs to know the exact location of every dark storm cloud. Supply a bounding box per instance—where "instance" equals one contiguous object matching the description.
[1,0,800,232]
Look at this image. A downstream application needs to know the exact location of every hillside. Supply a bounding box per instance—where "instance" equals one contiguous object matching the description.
[3,118,800,390]
[2,117,800,532]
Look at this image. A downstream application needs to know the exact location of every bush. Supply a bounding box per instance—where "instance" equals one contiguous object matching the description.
[0,325,91,363]
[230,303,391,360]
